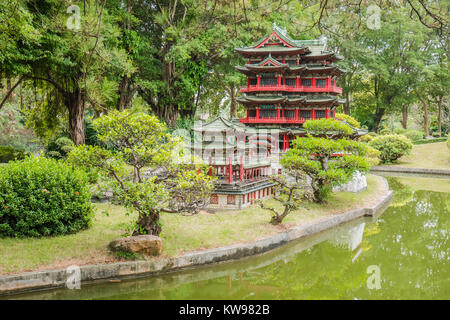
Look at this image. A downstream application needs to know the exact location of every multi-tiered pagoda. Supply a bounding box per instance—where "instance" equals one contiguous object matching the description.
[194,24,356,209]
[235,24,346,151]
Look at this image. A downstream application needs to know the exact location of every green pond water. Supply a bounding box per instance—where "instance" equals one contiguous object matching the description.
[9,175,450,300]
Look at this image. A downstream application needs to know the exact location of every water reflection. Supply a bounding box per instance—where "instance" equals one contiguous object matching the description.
[7,176,450,300]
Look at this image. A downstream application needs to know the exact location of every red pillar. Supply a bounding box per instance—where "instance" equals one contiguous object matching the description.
[333,109,336,120]
[256,108,260,119]
[257,76,260,87]
[228,157,232,184]
[312,109,315,120]
[239,155,244,181]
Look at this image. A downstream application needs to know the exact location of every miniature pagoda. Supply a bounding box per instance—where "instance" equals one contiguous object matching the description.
[235,23,346,151]
[193,24,362,209]
[192,117,276,209]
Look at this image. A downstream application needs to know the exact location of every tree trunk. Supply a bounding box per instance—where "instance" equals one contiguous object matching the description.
[67,90,86,145]
[372,107,385,133]
[343,91,351,115]
[401,105,408,129]
[229,84,236,118]
[133,212,161,236]
[116,76,136,111]
[421,98,430,136]
[437,96,443,137]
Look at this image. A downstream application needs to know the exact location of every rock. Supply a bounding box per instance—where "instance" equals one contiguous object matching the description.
[109,235,162,256]
[333,171,367,193]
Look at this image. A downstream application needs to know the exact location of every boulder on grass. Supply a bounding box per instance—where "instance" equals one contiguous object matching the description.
[109,235,162,256]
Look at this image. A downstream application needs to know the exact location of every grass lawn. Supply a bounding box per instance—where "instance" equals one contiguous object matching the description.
[0,174,386,276]
[391,142,450,170]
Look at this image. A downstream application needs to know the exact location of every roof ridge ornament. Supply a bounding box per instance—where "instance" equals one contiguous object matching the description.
[272,22,287,36]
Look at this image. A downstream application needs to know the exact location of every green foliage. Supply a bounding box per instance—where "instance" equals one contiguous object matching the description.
[379,128,391,135]
[68,110,215,236]
[303,119,354,138]
[335,113,361,128]
[413,137,448,145]
[366,146,381,166]
[257,174,311,225]
[369,134,413,164]
[394,128,424,141]
[45,137,74,160]
[359,134,373,143]
[0,157,93,237]
[114,250,142,260]
[447,136,450,149]
[0,103,42,152]
[0,146,27,163]
[283,120,370,203]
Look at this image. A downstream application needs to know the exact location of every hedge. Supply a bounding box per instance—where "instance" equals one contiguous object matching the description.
[0,157,93,237]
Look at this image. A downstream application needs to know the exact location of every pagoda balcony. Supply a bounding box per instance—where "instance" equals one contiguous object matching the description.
[239,116,307,124]
[240,85,342,94]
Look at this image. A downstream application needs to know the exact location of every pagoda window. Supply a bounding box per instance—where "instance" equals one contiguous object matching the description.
[248,109,257,118]
[316,110,326,119]
[316,79,327,87]
[227,195,236,205]
[261,77,277,86]
[210,194,218,205]
[284,110,295,119]
[249,78,257,86]
[286,60,297,66]
[285,78,296,87]
[301,79,312,87]
[260,109,277,119]
[300,110,311,119]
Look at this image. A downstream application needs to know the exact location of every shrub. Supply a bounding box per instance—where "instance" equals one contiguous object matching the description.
[432,132,441,138]
[359,134,373,143]
[0,157,93,237]
[369,134,412,164]
[404,130,424,141]
[335,113,361,128]
[0,146,27,163]
[45,136,74,159]
[378,128,391,135]
[413,137,447,145]
[366,146,381,166]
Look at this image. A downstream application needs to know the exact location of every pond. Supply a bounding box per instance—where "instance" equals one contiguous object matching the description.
[8,175,450,300]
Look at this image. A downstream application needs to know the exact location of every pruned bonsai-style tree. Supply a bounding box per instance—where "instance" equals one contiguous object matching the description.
[257,171,312,225]
[282,119,371,203]
[68,110,215,236]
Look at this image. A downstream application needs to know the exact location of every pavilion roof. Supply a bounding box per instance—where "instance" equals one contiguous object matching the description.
[193,115,247,132]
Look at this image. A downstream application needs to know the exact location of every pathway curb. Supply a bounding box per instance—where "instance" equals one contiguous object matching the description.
[0,177,393,296]
[371,166,450,176]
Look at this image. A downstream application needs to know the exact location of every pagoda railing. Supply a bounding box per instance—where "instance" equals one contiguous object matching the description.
[240,85,342,94]
[239,117,307,124]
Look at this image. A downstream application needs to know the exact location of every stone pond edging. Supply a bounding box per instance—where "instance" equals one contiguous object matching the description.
[0,177,393,296]
[371,166,450,176]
